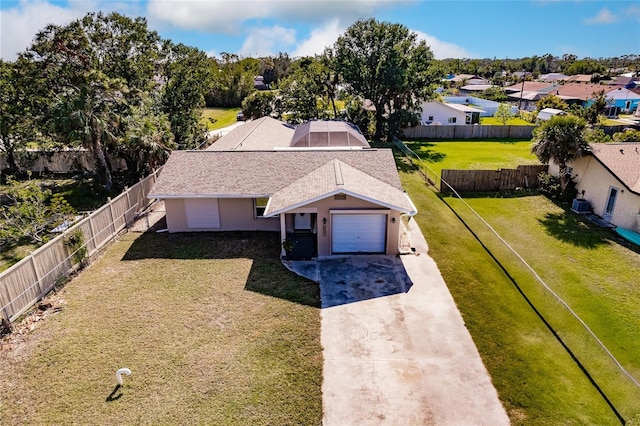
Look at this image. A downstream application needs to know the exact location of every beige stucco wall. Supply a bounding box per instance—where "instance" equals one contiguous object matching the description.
[165,195,405,255]
[285,195,402,256]
[164,198,280,233]
[568,156,640,231]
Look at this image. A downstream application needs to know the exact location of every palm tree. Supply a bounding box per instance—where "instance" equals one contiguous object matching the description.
[52,71,126,190]
[531,115,589,191]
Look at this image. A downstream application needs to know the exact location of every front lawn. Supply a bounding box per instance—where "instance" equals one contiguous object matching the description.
[0,231,322,424]
[399,160,640,423]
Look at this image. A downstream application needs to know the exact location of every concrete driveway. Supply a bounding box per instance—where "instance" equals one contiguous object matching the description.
[287,220,509,425]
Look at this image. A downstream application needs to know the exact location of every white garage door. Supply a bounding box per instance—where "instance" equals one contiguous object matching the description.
[185,198,220,229]
[332,214,387,253]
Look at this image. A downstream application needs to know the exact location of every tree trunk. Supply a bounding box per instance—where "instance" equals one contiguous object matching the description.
[92,133,113,191]
[373,102,385,141]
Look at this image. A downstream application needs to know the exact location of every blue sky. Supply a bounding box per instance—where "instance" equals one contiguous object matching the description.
[1,0,639,61]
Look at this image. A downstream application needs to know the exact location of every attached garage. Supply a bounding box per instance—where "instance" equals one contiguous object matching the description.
[331,213,387,253]
[185,198,220,229]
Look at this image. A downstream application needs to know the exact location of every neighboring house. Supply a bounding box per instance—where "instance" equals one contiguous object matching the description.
[538,73,568,83]
[148,118,417,258]
[564,74,593,84]
[419,101,484,125]
[443,96,517,117]
[549,143,640,231]
[537,108,567,121]
[603,87,640,114]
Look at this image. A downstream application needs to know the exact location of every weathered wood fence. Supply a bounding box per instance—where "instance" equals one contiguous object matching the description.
[0,169,160,323]
[441,165,548,193]
[402,125,535,140]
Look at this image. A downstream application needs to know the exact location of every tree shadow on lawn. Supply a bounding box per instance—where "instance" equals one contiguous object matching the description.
[539,209,640,254]
[404,141,446,164]
[121,231,320,308]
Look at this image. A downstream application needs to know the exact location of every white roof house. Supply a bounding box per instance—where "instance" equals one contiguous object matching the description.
[537,108,567,121]
[419,101,485,125]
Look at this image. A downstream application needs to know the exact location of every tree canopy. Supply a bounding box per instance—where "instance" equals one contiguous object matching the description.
[333,18,441,140]
[7,12,212,188]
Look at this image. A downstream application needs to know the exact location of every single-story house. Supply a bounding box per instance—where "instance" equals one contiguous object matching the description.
[148,117,417,258]
[602,87,640,114]
[550,142,640,231]
[443,96,517,117]
[419,101,484,125]
[536,108,567,121]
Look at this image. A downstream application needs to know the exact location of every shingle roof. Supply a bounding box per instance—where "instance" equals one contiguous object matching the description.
[207,117,295,151]
[149,149,404,198]
[504,82,554,92]
[265,159,415,215]
[589,143,640,194]
[554,83,606,101]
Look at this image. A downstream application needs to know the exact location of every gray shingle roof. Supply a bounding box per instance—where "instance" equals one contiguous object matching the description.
[265,159,415,215]
[207,117,295,151]
[149,149,404,199]
[589,143,640,194]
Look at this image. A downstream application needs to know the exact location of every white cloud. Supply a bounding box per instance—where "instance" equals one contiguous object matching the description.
[146,0,404,32]
[0,0,91,60]
[292,19,345,57]
[584,7,618,25]
[413,30,473,59]
[239,25,296,57]
[626,5,640,23]
[0,0,146,61]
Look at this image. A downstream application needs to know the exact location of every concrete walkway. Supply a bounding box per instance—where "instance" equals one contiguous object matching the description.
[286,219,509,425]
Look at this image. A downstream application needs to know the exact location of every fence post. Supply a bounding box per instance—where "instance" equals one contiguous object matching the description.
[88,215,97,255]
[107,197,117,234]
[29,254,44,298]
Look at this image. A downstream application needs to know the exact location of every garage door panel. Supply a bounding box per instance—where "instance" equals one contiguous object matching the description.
[332,214,386,253]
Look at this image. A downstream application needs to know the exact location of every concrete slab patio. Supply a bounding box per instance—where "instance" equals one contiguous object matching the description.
[286,219,509,425]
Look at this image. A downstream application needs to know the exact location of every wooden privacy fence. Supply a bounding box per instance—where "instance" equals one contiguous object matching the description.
[402,125,535,140]
[0,169,160,323]
[441,165,548,193]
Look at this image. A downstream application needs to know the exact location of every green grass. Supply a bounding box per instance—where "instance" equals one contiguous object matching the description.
[0,231,322,424]
[404,140,541,178]
[398,162,633,424]
[480,117,535,126]
[201,107,242,130]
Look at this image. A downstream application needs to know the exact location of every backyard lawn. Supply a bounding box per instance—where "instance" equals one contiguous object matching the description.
[399,154,640,424]
[0,231,322,424]
[201,107,242,131]
[403,140,541,177]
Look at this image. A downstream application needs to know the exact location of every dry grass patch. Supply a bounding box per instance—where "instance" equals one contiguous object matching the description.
[0,231,321,424]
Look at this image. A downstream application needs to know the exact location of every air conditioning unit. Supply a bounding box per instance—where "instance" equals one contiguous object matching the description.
[571,198,590,214]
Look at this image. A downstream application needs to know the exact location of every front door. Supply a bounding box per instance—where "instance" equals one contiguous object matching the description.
[603,186,618,222]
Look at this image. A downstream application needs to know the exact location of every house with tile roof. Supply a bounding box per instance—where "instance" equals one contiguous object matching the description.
[549,142,640,231]
[149,117,417,258]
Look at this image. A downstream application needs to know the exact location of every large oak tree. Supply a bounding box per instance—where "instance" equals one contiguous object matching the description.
[333,18,441,140]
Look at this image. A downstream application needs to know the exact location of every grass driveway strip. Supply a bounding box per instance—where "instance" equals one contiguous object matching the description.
[400,168,622,425]
[0,231,322,425]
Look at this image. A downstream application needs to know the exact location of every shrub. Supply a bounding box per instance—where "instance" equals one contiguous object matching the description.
[612,128,640,142]
[537,172,577,202]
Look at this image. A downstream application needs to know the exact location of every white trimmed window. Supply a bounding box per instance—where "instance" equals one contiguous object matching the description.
[448,117,457,123]
[254,197,269,218]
